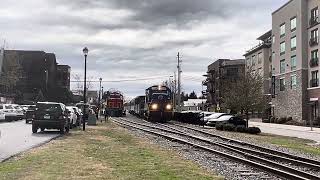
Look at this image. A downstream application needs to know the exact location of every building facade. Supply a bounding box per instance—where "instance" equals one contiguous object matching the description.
[244,30,272,95]
[0,49,71,103]
[271,0,313,122]
[203,59,245,112]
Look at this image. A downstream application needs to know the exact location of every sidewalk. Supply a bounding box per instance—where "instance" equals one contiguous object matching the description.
[249,121,320,144]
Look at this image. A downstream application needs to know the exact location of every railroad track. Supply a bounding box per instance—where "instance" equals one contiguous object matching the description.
[112,117,320,180]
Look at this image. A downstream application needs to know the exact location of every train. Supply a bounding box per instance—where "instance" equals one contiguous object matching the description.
[127,85,173,122]
[105,90,124,117]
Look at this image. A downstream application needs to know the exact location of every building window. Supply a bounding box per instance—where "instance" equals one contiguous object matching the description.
[291,17,297,31]
[311,70,319,87]
[246,58,251,67]
[280,41,285,55]
[291,56,297,70]
[280,59,286,74]
[291,36,296,51]
[258,53,262,64]
[280,78,285,91]
[310,7,319,26]
[272,52,275,61]
[311,50,319,67]
[252,55,256,66]
[280,23,286,37]
[291,74,297,89]
[310,29,319,46]
[272,36,275,44]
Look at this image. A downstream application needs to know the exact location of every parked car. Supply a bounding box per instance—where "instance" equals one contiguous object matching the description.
[207,114,247,127]
[66,106,77,128]
[33,102,70,134]
[25,105,36,124]
[1,104,18,121]
[12,104,25,120]
[72,106,82,126]
[199,112,215,123]
[206,113,230,126]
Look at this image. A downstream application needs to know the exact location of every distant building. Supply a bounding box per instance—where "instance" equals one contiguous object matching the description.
[203,59,245,112]
[57,65,71,90]
[182,99,207,111]
[244,30,272,95]
[0,49,72,103]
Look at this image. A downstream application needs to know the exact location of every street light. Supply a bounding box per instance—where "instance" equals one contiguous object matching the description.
[98,77,102,116]
[82,47,88,131]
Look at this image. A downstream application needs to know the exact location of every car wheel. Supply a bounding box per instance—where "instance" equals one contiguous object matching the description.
[60,126,65,134]
[66,122,70,133]
[32,124,38,133]
[26,120,29,124]
[40,128,45,132]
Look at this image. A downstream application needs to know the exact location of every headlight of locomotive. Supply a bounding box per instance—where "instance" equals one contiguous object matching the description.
[151,104,158,110]
[166,104,172,110]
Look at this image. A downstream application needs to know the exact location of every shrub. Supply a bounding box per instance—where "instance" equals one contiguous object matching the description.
[262,119,270,123]
[235,125,247,133]
[287,117,293,121]
[223,123,236,132]
[278,117,287,124]
[247,127,261,134]
[215,123,224,131]
[286,120,303,126]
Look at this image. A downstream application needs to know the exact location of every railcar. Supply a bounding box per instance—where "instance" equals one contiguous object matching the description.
[105,90,124,117]
[145,85,173,122]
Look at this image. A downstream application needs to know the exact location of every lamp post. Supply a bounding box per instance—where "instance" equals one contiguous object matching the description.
[82,47,88,131]
[98,78,102,116]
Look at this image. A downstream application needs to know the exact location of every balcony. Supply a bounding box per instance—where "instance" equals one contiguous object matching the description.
[310,58,319,67]
[310,79,319,88]
[310,17,319,27]
[309,38,319,47]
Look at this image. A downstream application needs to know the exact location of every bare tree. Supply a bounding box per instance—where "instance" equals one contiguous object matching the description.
[72,74,95,94]
[0,51,25,93]
[221,66,268,127]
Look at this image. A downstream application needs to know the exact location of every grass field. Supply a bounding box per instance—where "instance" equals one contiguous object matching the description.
[0,122,222,180]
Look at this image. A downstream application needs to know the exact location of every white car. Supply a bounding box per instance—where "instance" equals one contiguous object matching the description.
[12,104,25,120]
[66,106,78,128]
[206,113,230,126]
[199,112,215,123]
[0,104,18,121]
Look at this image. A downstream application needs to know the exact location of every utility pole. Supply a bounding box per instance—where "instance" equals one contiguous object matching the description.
[177,52,182,112]
[173,72,176,110]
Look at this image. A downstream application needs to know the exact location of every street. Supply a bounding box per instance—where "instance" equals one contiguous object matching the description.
[0,121,60,162]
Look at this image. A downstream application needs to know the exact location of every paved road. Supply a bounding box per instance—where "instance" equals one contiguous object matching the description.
[249,121,320,144]
[0,120,60,162]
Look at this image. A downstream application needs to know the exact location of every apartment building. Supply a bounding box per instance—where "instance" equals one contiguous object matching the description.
[269,0,320,122]
[244,30,272,95]
[203,59,245,112]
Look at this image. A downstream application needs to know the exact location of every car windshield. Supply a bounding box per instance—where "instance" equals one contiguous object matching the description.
[217,115,233,121]
[152,93,169,100]
[5,105,13,109]
[37,103,61,112]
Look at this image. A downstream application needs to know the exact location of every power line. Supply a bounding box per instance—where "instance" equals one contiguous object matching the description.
[70,75,171,83]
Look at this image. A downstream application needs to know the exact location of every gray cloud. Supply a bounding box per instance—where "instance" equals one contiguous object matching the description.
[0,0,288,97]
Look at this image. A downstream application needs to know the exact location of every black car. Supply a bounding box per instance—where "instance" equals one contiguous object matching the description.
[32,102,70,134]
[25,105,36,124]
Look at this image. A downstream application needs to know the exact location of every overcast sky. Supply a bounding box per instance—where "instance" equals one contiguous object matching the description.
[0,0,288,99]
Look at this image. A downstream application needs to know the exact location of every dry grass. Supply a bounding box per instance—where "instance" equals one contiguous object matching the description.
[0,122,222,180]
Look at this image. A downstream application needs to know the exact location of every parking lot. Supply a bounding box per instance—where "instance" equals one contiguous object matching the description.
[0,120,60,162]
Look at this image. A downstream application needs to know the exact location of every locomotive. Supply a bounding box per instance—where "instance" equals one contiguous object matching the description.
[105,90,124,117]
[145,85,173,122]
[127,85,173,122]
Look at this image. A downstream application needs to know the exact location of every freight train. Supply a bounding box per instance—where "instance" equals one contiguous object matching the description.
[127,85,173,122]
[105,90,124,117]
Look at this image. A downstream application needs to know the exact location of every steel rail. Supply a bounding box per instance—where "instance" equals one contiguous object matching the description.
[112,118,313,180]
